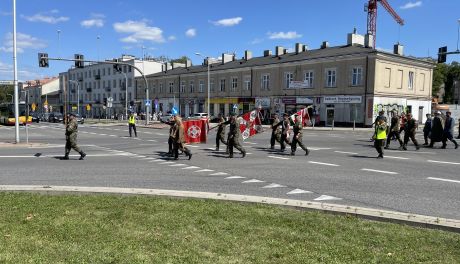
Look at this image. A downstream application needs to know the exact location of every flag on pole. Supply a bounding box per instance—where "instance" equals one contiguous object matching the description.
[289,107,311,127]
[183,119,208,144]
[239,109,263,140]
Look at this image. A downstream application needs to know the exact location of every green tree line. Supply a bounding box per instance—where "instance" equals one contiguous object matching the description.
[0,85,14,104]
[433,61,460,103]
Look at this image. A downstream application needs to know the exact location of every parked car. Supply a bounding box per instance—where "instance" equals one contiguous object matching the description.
[49,112,63,123]
[188,112,209,120]
[40,113,50,122]
[71,113,85,124]
[160,114,174,123]
[31,113,40,123]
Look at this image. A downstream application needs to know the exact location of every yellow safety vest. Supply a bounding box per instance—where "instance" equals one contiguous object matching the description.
[129,116,136,124]
[375,126,387,140]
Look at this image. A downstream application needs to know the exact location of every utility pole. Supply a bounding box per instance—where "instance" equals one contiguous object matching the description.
[13,0,19,143]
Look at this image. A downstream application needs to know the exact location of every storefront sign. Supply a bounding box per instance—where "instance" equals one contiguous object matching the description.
[296,97,313,104]
[289,81,311,89]
[255,97,270,108]
[209,98,239,104]
[323,96,362,104]
[281,97,296,104]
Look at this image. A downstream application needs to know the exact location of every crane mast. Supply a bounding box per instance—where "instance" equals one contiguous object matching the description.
[366,0,404,48]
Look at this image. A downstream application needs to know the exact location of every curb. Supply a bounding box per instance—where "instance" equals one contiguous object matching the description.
[1,185,458,233]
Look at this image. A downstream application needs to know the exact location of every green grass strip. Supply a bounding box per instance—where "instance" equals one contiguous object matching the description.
[0,192,459,263]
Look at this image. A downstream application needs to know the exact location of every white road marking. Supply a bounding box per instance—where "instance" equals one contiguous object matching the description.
[137,155,147,158]
[268,155,290,160]
[159,161,175,165]
[308,161,340,167]
[427,160,460,165]
[150,160,163,162]
[209,172,228,176]
[384,156,409,160]
[427,177,460,184]
[148,140,157,142]
[334,151,358,155]
[262,183,286,188]
[142,158,155,160]
[314,195,342,201]
[169,164,187,167]
[99,134,107,136]
[181,166,200,170]
[287,189,312,195]
[156,133,167,136]
[109,135,117,137]
[242,179,265,183]
[225,176,246,179]
[194,169,214,173]
[308,147,332,151]
[188,145,200,148]
[361,168,398,175]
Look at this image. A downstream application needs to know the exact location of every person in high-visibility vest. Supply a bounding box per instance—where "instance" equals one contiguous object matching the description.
[374,118,388,159]
[128,112,137,137]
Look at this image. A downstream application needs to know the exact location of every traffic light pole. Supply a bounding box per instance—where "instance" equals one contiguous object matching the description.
[38,55,150,125]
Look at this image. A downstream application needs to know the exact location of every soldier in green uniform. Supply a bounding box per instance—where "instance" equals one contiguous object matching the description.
[270,114,282,149]
[171,116,192,160]
[402,113,420,151]
[278,113,291,152]
[215,113,228,151]
[160,115,176,156]
[227,112,246,158]
[63,113,86,160]
[291,115,310,156]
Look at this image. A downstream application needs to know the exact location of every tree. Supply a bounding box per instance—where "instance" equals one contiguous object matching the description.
[170,56,190,64]
[432,63,448,97]
[0,85,14,103]
[444,61,460,103]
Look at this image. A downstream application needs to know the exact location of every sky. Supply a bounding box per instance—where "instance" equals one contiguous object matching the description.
[0,0,459,81]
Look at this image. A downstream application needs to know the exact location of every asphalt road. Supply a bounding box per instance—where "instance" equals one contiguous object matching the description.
[0,122,459,220]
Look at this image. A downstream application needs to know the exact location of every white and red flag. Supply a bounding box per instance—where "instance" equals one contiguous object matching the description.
[183,119,208,144]
[239,109,263,140]
[289,107,311,127]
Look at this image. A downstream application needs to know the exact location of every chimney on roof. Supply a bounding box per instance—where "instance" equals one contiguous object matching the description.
[244,50,252,61]
[185,59,192,68]
[393,43,404,56]
[365,34,374,49]
[264,50,272,57]
[275,46,284,56]
[347,29,365,46]
[321,41,329,49]
[221,53,233,64]
[172,62,185,69]
[295,43,303,54]
[303,45,308,52]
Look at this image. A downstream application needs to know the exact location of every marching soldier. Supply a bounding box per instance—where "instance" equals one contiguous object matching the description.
[441,111,458,149]
[160,115,176,156]
[227,112,246,158]
[291,115,310,156]
[63,113,86,160]
[273,113,291,152]
[270,114,282,149]
[171,116,192,160]
[423,113,432,145]
[402,113,420,151]
[429,111,444,148]
[128,112,137,137]
[374,118,388,159]
[385,110,403,150]
[215,113,228,151]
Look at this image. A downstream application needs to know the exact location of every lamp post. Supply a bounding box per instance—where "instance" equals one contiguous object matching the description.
[457,19,460,52]
[195,53,211,116]
[69,80,80,115]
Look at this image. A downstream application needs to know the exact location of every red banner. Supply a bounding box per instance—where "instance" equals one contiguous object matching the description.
[290,108,311,127]
[239,110,263,140]
[183,119,208,144]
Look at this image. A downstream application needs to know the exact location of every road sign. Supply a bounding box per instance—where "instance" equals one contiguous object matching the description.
[144,99,151,106]
[72,106,77,111]
[108,97,113,102]
[107,102,113,108]
[86,104,91,111]
[31,103,36,111]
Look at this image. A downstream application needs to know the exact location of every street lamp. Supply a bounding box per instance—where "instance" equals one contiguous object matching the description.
[69,80,80,115]
[195,53,213,116]
[457,19,460,51]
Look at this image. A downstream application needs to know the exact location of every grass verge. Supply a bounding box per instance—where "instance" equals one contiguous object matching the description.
[0,192,459,263]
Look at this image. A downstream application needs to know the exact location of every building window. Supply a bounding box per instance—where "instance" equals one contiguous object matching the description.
[244,76,251,91]
[108,68,111,76]
[285,72,293,88]
[220,79,226,92]
[304,71,314,88]
[169,82,174,93]
[261,74,270,91]
[159,83,163,93]
[180,81,185,93]
[113,93,116,101]
[210,79,215,92]
[113,80,117,88]
[189,81,195,93]
[384,68,391,88]
[397,70,403,89]
[325,68,336,87]
[152,84,156,94]
[123,65,127,73]
[128,78,132,87]
[351,67,363,86]
[199,80,204,93]
[128,92,132,101]
[128,66,132,72]
[408,71,414,90]
[84,72,87,78]
[419,73,425,91]
[102,68,106,76]
[231,77,238,92]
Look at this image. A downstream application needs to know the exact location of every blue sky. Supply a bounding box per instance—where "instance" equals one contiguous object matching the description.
[0,0,459,81]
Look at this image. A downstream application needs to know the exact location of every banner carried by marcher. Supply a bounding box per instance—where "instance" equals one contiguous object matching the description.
[289,107,312,127]
[183,119,208,144]
[239,109,263,140]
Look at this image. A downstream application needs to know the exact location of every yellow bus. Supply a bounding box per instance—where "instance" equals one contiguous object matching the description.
[0,103,32,125]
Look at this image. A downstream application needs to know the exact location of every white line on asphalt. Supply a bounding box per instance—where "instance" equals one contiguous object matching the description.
[361,168,398,175]
[308,161,340,167]
[427,177,460,184]
[147,140,157,142]
[209,172,228,176]
[194,169,214,173]
[287,189,312,195]
[334,151,358,155]
[181,166,200,170]
[242,179,265,183]
[169,164,187,167]
[149,160,163,162]
[309,147,332,151]
[225,176,246,179]
[142,158,156,160]
[156,133,167,136]
[109,135,117,137]
[314,195,342,201]
[99,134,107,136]
[137,155,147,158]
[427,160,460,165]
[262,183,286,188]
[268,155,290,160]
[159,161,175,165]
[384,156,410,160]
[386,150,436,155]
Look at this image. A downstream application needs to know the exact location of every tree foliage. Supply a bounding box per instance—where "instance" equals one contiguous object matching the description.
[0,85,14,103]
[433,61,460,103]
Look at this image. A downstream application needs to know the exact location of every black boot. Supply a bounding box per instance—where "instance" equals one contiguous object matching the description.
[79,152,86,160]
[62,154,69,160]
[454,141,458,149]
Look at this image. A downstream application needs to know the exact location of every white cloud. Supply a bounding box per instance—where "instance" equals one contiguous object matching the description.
[250,38,264,45]
[81,14,105,28]
[21,10,69,24]
[0,32,47,53]
[400,1,422,9]
[113,20,165,43]
[185,28,196,38]
[0,61,42,81]
[211,17,243,27]
[267,31,302,40]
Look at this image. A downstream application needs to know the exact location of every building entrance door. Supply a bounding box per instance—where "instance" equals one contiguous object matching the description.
[326,108,335,126]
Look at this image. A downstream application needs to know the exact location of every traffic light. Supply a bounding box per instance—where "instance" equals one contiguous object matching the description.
[38,53,49,67]
[74,54,84,68]
[438,46,447,63]
[113,59,122,72]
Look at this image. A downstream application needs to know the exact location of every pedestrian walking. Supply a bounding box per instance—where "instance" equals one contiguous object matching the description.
[402,113,420,151]
[423,113,432,145]
[171,116,192,160]
[290,115,310,156]
[63,113,86,160]
[160,115,176,156]
[429,111,444,148]
[457,118,460,139]
[270,114,282,149]
[385,110,403,150]
[374,118,387,158]
[128,112,137,137]
[370,110,387,141]
[215,113,228,151]
[441,111,458,149]
[399,112,406,134]
[275,113,291,152]
[227,112,246,158]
